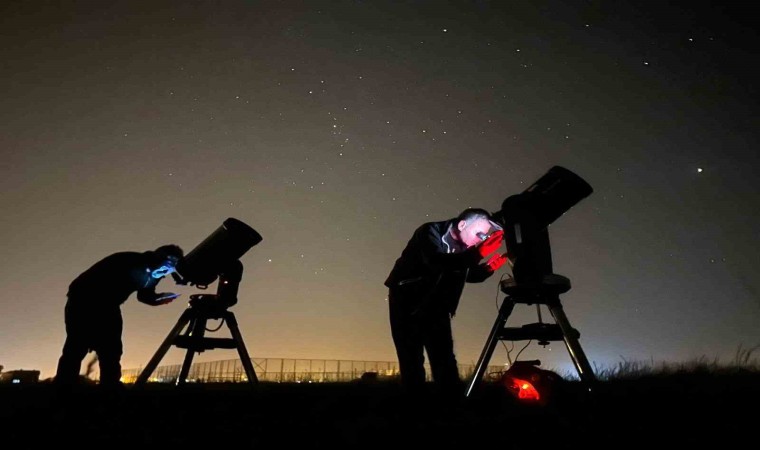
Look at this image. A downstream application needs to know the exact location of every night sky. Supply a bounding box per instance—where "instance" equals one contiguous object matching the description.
[1,1,758,380]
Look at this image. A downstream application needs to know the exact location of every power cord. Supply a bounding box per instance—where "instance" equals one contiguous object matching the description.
[493,272,533,368]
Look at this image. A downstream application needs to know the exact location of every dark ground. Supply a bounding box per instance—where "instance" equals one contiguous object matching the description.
[2,370,758,448]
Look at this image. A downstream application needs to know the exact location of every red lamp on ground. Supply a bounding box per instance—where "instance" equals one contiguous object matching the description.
[500,360,563,405]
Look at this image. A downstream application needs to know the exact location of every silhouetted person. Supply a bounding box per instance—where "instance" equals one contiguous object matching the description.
[385,208,508,401]
[54,244,184,387]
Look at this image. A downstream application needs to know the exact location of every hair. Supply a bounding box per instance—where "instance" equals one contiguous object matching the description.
[154,244,184,260]
[456,207,492,225]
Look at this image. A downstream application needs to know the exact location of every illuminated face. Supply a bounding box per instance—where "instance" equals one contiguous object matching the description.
[151,257,179,279]
[456,217,493,247]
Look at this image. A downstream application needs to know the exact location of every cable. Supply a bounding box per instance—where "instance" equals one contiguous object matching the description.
[511,340,532,365]
[206,318,225,332]
[493,271,536,368]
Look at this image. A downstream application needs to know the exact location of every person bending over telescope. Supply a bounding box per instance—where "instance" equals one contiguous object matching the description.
[54,244,184,388]
[385,208,509,400]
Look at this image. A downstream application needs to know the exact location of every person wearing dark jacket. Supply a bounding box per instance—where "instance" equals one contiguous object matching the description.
[385,208,508,399]
[54,244,184,387]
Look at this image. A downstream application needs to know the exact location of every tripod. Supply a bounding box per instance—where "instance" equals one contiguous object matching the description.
[135,294,258,386]
[465,273,596,397]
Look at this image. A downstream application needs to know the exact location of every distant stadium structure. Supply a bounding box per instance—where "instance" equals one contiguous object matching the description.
[0,369,41,384]
[121,357,504,384]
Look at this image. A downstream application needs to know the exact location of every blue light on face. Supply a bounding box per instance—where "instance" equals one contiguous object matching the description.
[150,255,179,279]
[151,264,176,279]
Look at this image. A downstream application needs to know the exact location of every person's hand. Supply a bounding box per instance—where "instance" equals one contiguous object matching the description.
[477,229,504,258]
[484,252,509,273]
[155,292,180,305]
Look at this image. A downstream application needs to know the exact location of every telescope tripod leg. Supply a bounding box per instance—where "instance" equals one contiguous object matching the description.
[465,297,516,398]
[224,311,258,383]
[548,303,597,385]
[136,308,195,385]
[176,311,208,386]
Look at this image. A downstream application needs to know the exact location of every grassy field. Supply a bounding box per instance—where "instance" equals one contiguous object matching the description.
[2,360,759,448]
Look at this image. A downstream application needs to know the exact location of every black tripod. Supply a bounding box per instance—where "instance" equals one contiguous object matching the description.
[466,165,596,397]
[465,273,596,397]
[135,293,258,385]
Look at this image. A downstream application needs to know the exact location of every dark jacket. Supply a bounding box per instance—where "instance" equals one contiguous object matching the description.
[67,251,167,308]
[385,219,493,315]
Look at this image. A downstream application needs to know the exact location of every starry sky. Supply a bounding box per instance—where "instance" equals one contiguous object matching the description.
[1,0,758,380]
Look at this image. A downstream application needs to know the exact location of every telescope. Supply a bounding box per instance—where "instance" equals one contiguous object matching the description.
[466,166,597,397]
[172,217,263,307]
[491,165,593,284]
[136,217,263,386]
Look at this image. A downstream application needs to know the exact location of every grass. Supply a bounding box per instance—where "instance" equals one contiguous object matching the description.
[2,352,759,448]
[591,344,760,380]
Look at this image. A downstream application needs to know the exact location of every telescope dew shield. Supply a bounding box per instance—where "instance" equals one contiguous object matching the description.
[498,166,593,283]
[176,218,263,287]
[508,165,593,231]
